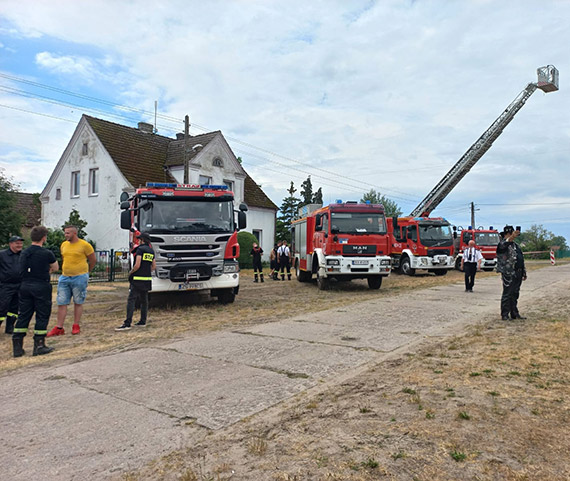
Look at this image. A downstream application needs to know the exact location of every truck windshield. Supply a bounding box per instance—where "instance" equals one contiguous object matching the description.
[475,232,500,246]
[330,212,387,234]
[418,224,453,247]
[139,199,234,234]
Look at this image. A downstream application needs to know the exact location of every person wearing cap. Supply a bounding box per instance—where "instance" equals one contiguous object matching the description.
[250,242,264,283]
[461,239,483,292]
[116,232,155,331]
[496,225,527,320]
[47,225,96,337]
[0,235,24,334]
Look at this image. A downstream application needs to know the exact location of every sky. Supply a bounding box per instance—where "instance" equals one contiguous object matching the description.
[1,0,569,243]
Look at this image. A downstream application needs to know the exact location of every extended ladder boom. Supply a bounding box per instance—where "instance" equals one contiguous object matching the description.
[410,65,559,217]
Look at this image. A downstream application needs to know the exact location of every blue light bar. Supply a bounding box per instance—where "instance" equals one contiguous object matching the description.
[335,199,343,204]
[146,182,177,188]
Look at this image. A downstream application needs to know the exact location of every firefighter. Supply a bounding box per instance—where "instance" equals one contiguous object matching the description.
[496,225,527,320]
[250,242,264,282]
[278,240,291,280]
[12,226,59,357]
[0,235,24,334]
[115,232,156,330]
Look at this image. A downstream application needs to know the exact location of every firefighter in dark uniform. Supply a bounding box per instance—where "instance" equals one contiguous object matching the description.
[116,232,155,330]
[278,240,291,281]
[0,235,24,334]
[250,242,264,282]
[496,225,527,320]
[12,226,59,357]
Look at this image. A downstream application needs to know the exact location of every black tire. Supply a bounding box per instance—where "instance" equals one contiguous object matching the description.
[316,270,329,290]
[434,270,448,276]
[367,276,382,289]
[217,288,235,304]
[455,256,462,271]
[296,260,311,282]
[400,256,415,276]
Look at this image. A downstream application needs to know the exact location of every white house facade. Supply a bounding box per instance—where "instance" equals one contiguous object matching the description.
[40,115,277,259]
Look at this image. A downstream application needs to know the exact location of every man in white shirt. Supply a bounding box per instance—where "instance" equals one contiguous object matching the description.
[277,241,291,281]
[461,240,483,292]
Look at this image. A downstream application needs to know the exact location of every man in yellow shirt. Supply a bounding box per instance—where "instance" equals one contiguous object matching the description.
[47,225,96,336]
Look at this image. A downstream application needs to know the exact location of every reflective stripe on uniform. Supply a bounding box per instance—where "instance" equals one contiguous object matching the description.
[133,276,152,281]
[34,330,48,335]
[0,317,6,322]
[7,312,18,317]
[13,328,28,333]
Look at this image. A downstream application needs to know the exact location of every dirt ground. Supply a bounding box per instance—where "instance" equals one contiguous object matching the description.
[2,262,569,481]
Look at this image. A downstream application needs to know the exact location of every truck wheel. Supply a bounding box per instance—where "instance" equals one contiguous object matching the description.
[400,256,415,276]
[455,257,462,271]
[316,270,329,290]
[296,261,311,282]
[217,288,235,304]
[434,270,447,276]
[367,276,382,289]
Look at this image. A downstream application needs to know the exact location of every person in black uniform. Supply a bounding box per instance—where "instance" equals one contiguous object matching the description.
[116,232,155,331]
[496,225,527,320]
[278,240,291,281]
[0,235,24,334]
[12,226,59,357]
[250,242,264,283]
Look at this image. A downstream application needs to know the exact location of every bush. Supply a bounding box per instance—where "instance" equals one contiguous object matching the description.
[237,231,258,269]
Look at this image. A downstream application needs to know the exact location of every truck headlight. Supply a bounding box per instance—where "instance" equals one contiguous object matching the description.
[420,258,428,266]
[380,259,391,266]
[326,259,340,265]
[223,260,240,273]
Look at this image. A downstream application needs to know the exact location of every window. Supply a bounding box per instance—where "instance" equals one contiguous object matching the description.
[253,229,262,244]
[56,188,61,200]
[212,157,223,167]
[199,175,212,185]
[71,171,80,197]
[223,180,234,192]
[82,143,88,155]
[89,168,99,196]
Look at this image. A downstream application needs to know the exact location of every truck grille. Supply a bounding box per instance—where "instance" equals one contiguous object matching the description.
[167,263,213,281]
[427,249,450,257]
[342,245,376,256]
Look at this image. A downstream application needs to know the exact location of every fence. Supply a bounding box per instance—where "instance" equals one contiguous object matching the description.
[50,249,131,284]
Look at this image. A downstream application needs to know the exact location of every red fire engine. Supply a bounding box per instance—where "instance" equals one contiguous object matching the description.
[453,226,500,271]
[119,182,247,303]
[291,201,392,290]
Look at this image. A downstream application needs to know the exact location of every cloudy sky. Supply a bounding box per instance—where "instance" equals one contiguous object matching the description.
[1,0,569,242]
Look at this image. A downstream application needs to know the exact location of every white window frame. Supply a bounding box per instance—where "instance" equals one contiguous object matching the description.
[199,175,212,185]
[71,171,80,198]
[89,168,99,196]
[223,179,234,192]
[82,142,88,156]
[253,229,262,245]
[55,188,62,200]
[212,157,223,167]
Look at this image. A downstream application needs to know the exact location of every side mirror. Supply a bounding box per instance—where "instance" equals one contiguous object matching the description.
[238,211,246,230]
[315,214,322,232]
[120,210,131,230]
[239,203,248,212]
[120,201,130,210]
[392,216,398,229]
[120,191,129,202]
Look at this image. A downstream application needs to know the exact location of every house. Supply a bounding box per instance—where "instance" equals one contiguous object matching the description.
[40,115,277,259]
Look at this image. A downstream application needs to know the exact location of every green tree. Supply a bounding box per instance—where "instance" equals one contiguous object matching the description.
[551,235,568,250]
[237,231,258,269]
[276,181,301,243]
[312,187,323,205]
[518,224,566,252]
[62,209,89,239]
[300,176,313,206]
[361,189,403,217]
[0,169,23,245]
[45,228,66,263]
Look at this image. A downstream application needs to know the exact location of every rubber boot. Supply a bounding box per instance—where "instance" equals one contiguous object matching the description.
[273,272,278,281]
[288,273,291,281]
[260,273,264,283]
[33,336,54,356]
[5,315,16,335]
[12,337,25,358]
[254,274,258,283]
[281,274,285,281]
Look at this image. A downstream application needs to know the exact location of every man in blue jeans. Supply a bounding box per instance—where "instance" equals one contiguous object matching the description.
[47,226,96,337]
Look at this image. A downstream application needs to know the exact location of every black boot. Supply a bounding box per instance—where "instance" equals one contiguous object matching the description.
[260,273,264,283]
[254,274,258,283]
[5,315,16,334]
[281,274,285,281]
[12,337,25,358]
[33,336,54,356]
[288,274,291,281]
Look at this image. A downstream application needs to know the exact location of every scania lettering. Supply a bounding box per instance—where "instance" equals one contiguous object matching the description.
[120,183,247,304]
[291,201,392,290]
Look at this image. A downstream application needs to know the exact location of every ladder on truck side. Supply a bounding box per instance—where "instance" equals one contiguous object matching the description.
[410,65,559,218]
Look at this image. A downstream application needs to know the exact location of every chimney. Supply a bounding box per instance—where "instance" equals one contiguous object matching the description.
[176,133,185,140]
[138,122,154,133]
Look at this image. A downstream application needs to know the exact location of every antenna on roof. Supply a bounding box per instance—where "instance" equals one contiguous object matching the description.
[154,100,158,133]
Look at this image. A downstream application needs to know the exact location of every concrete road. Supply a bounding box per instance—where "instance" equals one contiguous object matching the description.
[1,264,567,480]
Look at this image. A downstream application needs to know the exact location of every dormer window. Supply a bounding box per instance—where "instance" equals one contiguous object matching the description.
[212,157,223,167]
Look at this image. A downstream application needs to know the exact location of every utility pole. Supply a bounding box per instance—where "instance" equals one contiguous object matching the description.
[183,115,190,184]
[470,202,477,228]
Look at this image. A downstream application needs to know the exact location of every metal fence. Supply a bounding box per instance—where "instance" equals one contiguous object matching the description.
[50,249,131,284]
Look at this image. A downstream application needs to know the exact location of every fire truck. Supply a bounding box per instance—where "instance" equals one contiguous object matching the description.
[119,182,247,303]
[291,201,392,290]
[388,216,454,276]
[453,226,501,271]
[393,65,558,275]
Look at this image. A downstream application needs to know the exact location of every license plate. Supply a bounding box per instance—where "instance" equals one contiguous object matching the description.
[352,260,369,265]
[178,282,204,290]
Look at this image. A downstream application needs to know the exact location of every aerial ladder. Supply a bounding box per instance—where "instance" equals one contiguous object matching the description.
[410,65,559,218]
